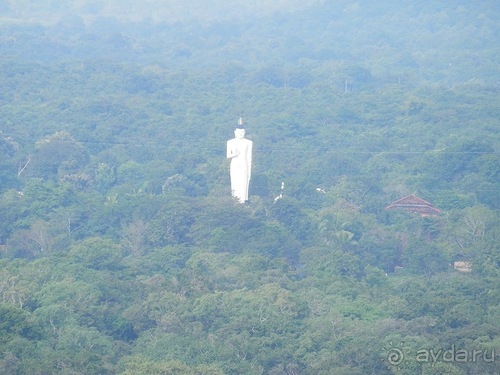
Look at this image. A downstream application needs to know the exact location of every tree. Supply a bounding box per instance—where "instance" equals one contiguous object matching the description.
[119,356,224,375]
[94,162,117,193]
[121,219,150,256]
[269,197,313,243]
[28,131,88,180]
[0,352,20,375]
[0,133,18,191]
[0,303,40,346]
[68,237,123,270]
[402,239,448,276]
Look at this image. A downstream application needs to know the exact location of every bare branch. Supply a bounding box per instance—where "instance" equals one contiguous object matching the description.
[17,156,31,177]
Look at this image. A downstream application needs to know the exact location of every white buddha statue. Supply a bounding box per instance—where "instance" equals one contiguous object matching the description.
[227,118,253,203]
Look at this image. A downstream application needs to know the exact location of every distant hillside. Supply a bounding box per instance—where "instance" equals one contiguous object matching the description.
[1,0,321,23]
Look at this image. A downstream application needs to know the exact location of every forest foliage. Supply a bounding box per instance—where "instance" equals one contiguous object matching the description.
[0,0,499,374]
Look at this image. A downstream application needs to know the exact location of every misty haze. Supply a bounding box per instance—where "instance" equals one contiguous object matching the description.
[0,1,498,374]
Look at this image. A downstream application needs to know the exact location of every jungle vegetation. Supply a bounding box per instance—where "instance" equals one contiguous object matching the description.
[0,1,498,374]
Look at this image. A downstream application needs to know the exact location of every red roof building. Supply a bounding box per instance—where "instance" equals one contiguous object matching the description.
[385,194,441,216]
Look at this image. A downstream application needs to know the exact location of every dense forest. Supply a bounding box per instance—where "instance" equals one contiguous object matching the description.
[0,1,499,374]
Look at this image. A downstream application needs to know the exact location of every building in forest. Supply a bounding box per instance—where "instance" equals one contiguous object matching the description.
[453,261,472,272]
[385,194,441,216]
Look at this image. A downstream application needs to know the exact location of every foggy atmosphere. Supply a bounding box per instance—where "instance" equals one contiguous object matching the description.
[0,1,498,374]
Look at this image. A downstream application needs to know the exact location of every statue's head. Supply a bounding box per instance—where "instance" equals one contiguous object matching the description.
[234,118,246,138]
[234,128,245,139]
